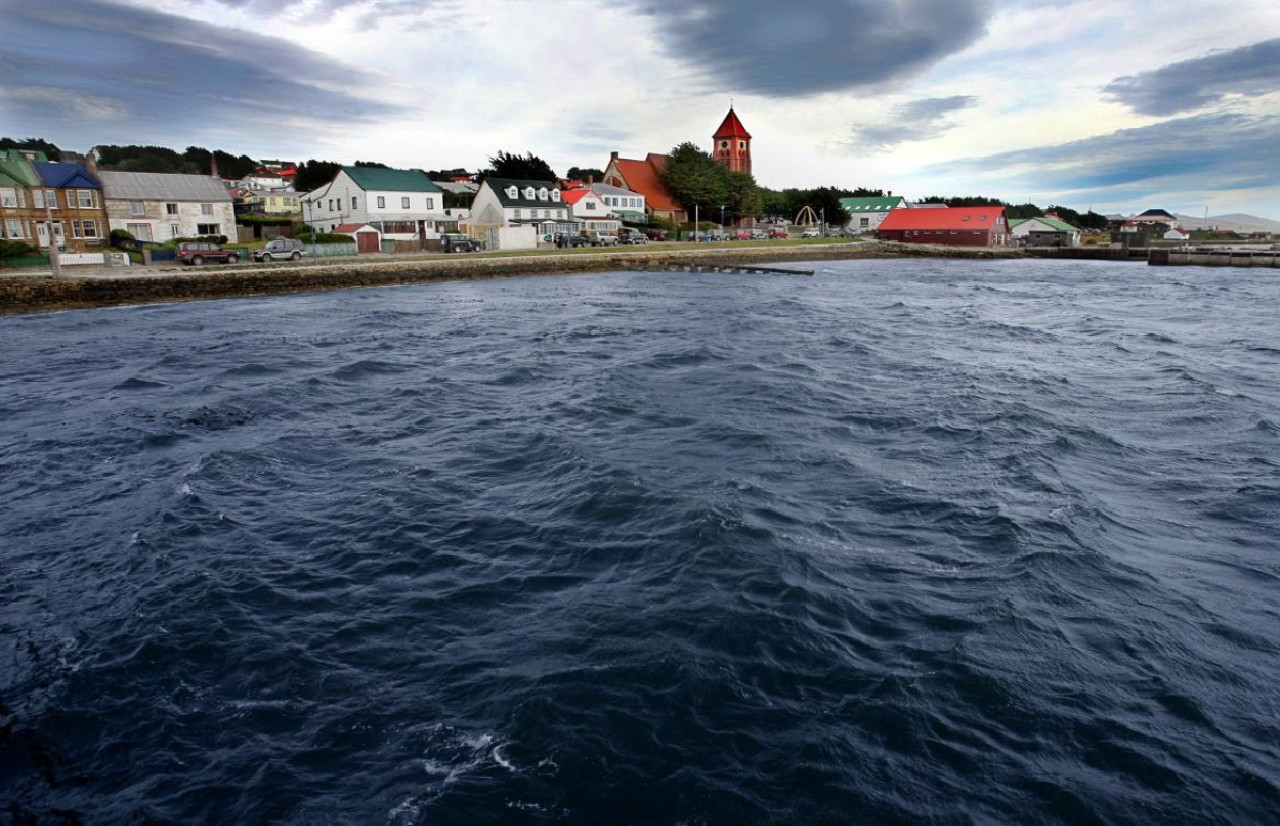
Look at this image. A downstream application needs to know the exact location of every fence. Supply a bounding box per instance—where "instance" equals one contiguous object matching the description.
[305,242,358,258]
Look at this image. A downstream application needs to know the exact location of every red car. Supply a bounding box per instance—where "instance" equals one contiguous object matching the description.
[176,241,240,265]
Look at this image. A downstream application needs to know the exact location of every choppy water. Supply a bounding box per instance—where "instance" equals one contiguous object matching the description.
[3,258,1280,824]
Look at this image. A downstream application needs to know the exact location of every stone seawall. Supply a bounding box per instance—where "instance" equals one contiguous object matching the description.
[0,242,1026,315]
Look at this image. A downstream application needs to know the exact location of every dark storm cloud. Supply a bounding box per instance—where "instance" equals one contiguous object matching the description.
[1104,38,1280,116]
[929,112,1280,199]
[642,0,993,97]
[850,95,977,148]
[0,0,405,148]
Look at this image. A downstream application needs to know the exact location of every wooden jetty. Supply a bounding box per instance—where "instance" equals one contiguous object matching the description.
[1149,248,1280,268]
[648,262,814,276]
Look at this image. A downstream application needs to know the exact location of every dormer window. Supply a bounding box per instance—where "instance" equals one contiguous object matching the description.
[538,187,548,200]
[962,215,971,221]
[523,187,536,200]
[506,186,518,199]
[979,215,988,221]
[550,190,561,202]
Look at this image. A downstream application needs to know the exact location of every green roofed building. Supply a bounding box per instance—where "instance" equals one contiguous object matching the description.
[839,194,911,233]
[305,166,446,243]
[1009,216,1081,247]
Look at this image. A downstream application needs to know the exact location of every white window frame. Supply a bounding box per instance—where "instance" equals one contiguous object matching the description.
[1,187,24,208]
[129,200,145,216]
[5,217,24,238]
[201,203,213,216]
[401,196,410,209]
[377,196,386,209]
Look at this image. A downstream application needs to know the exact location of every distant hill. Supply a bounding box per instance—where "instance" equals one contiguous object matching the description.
[1174,213,1280,233]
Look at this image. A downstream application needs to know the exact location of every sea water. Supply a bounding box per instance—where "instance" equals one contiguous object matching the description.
[2,258,1279,823]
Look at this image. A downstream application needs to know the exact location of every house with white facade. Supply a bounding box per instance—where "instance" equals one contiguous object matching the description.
[839,194,911,233]
[97,171,236,242]
[589,182,646,224]
[1009,216,1082,247]
[468,178,573,240]
[305,166,446,243]
[561,188,620,235]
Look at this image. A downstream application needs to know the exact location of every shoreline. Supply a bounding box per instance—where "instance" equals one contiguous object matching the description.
[0,241,1026,316]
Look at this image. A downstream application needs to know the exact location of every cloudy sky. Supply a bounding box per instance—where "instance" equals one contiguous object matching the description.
[5,0,1279,217]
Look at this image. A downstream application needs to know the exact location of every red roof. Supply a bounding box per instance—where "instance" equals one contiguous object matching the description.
[609,154,681,211]
[560,188,592,206]
[334,223,377,233]
[713,107,751,140]
[878,206,1007,231]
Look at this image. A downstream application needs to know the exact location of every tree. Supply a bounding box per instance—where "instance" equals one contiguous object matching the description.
[566,166,605,182]
[0,137,62,161]
[660,142,729,224]
[294,160,342,193]
[354,160,389,168]
[485,150,557,181]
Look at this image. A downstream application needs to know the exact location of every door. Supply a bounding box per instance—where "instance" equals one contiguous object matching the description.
[356,231,380,253]
[36,222,50,247]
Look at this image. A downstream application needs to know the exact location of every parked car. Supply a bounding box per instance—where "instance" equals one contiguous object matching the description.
[441,233,480,253]
[618,228,648,244]
[801,226,822,238]
[645,228,668,241]
[252,238,306,262]
[176,241,240,265]
[559,233,590,248]
[589,232,620,247]
[768,227,789,239]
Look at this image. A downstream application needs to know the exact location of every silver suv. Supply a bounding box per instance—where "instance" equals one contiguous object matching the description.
[253,238,306,262]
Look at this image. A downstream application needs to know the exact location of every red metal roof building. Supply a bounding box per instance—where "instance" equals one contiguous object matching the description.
[602,152,687,224]
[876,206,1010,247]
[712,107,752,175]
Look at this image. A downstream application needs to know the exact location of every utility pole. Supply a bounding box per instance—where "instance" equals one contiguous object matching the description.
[44,189,61,276]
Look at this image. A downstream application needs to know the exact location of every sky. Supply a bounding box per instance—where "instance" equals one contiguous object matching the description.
[4,0,1279,219]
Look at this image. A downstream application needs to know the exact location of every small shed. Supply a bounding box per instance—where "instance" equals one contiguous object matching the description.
[333,222,382,253]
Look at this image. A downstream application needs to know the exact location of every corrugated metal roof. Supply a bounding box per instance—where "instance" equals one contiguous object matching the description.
[879,206,1006,231]
[839,196,906,212]
[98,171,232,202]
[343,166,441,193]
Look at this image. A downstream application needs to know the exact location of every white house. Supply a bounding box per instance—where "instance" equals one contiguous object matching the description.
[97,171,236,242]
[589,182,647,224]
[839,194,911,233]
[468,178,574,240]
[305,166,446,242]
[1009,216,1082,247]
[561,188,620,234]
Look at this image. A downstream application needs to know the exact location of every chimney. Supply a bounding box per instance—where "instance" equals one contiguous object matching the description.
[610,151,619,160]
[210,154,219,178]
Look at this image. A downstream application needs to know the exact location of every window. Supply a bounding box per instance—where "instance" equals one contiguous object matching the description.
[328,199,334,211]
[201,203,213,215]
[336,199,342,211]
[513,209,521,219]
[506,186,518,199]
[585,201,596,210]
[550,190,561,202]
[377,196,385,209]
[76,190,98,209]
[538,188,548,200]
[401,196,410,208]
[0,188,21,208]
[81,219,99,238]
[129,200,145,216]
[166,203,179,215]
[351,197,358,210]
[33,190,44,209]
[197,223,220,235]
[523,187,535,200]
[738,140,746,150]
[5,218,24,238]
[170,223,181,238]
[424,197,433,209]
[44,190,58,210]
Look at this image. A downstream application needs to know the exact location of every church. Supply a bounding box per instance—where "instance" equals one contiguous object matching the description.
[602,107,753,227]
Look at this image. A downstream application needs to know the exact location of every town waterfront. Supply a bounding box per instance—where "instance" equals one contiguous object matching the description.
[3,258,1279,823]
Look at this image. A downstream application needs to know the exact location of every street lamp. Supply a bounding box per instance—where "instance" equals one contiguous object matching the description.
[720,204,725,233]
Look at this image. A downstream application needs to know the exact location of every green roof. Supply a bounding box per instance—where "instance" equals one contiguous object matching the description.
[839,195,906,212]
[0,149,44,187]
[343,166,441,193]
[1011,216,1079,232]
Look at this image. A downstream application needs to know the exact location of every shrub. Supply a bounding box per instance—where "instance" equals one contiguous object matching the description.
[0,239,38,258]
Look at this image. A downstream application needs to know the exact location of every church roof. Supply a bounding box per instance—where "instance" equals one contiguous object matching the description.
[713,107,751,140]
[608,155,681,212]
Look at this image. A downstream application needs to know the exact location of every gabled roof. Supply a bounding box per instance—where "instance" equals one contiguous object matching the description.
[839,195,906,212]
[1008,216,1080,231]
[559,188,593,206]
[35,162,100,189]
[482,177,563,208]
[1136,208,1175,219]
[608,155,680,211]
[343,166,442,193]
[0,150,42,187]
[97,171,232,202]
[879,206,1007,231]
[589,182,642,199]
[713,107,751,140]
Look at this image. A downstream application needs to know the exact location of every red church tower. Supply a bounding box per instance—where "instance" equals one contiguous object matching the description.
[712,106,751,176]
